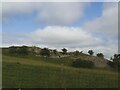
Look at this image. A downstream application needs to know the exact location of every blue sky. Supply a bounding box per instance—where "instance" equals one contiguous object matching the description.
[3,11,39,32]
[1,2,118,58]
[73,2,103,27]
[3,2,103,33]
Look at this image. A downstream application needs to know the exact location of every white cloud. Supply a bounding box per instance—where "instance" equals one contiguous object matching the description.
[2,2,118,59]
[3,26,117,58]
[2,2,37,23]
[27,26,105,47]
[2,2,89,25]
[0,2,2,22]
[83,2,118,39]
[0,2,2,48]
[1,0,119,2]
[37,3,88,25]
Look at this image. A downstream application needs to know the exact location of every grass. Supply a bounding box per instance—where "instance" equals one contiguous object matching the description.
[2,55,119,88]
[2,50,73,66]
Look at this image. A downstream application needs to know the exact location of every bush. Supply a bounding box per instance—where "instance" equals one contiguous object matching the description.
[107,54,120,70]
[40,48,50,57]
[18,46,29,55]
[72,59,94,68]
[96,53,104,58]
[61,48,67,54]
[74,50,80,56]
[107,61,114,68]
[88,50,94,56]
[8,46,29,56]
[9,46,17,55]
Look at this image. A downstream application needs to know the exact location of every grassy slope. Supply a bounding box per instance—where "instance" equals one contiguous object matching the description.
[2,55,119,88]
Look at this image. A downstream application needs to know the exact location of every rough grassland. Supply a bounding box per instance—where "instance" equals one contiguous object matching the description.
[2,55,119,88]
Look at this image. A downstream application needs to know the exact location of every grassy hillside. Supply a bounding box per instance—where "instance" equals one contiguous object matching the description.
[2,55,119,88]
[2,47,109,68]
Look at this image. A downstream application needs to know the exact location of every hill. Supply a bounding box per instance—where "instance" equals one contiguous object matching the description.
[2,55,119,88]
[2,47,109,68]
[2,47,119,88]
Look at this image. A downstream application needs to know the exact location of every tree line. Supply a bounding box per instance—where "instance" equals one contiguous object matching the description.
[8,46,104,58]
[8,46,120,69]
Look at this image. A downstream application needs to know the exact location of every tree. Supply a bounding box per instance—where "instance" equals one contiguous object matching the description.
[88,50,94,56]
[61,48,67,54]
[53,49,57,55]
[80,51,83,53]
[113,54,120,62]
[110,54,120,68]
[72,59,94,68]
[74,50,79,56]
[9,46,29,55]
[40,48,50,57]
[96,53,104,58]
[9,46,17,55]
[18,46,29,55]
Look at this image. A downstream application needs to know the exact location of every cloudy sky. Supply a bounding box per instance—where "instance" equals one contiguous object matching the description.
[1,1,118,59]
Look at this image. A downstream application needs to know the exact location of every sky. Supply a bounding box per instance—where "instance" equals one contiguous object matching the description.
[0,1,118,59]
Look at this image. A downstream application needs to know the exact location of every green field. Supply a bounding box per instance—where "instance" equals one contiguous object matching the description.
[2,55,119,88]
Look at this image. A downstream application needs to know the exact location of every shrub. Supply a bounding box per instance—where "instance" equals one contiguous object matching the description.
[17,46,29,55]
[9,46,29,56]
[88,50,94,56]
[72,59,94,68]
[74,50,80,56]
[107,54,120,70]
[107,61,115,68]
[96,53,104,58]
[40,48,50,57]
[9,46,17,55]
[61,48,67,54]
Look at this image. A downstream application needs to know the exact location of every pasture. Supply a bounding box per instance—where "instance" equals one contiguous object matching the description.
[2,55,119,88]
